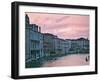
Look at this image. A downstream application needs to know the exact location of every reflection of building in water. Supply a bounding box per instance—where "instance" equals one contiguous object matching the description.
[25,14,43,63]
[25,14,90,66]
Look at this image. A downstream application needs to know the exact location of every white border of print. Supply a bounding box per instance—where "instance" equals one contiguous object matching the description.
[19,5,95,76]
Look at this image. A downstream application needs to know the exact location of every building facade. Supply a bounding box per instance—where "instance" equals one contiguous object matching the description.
[68,38,89,54]
[25,14,43,63]
[43,33,57,56]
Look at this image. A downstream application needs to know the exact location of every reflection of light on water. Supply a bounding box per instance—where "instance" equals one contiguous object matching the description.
[43,54,90,67]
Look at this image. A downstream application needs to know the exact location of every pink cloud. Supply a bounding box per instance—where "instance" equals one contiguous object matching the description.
[26,12,89,39]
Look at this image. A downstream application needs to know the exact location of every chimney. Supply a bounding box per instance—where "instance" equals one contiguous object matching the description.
[39,27,41,32]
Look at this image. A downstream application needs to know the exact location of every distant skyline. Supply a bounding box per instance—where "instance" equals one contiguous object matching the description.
[26,12,89,39]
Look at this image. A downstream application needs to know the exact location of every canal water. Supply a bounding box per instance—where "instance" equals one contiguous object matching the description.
[42,54,89,67]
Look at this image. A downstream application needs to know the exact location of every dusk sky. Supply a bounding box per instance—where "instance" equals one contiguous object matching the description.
[26,12,89,39]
